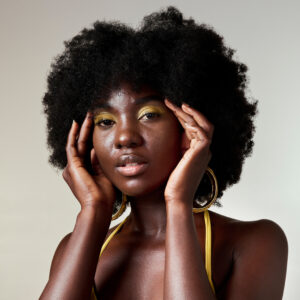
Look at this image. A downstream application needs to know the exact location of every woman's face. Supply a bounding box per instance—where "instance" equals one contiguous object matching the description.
[92,83,184,197]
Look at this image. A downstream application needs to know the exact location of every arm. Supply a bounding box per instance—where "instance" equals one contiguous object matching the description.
[162,100,288,299]
[163,100,216,299]
[164,202,216,300]
[40,113,116,299]
[220,220,288,300]
[40,205,112,300]
[164,209,288,300]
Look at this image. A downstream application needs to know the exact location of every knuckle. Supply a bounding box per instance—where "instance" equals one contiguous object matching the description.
[196,139,211,150]
[77,140,85,148]
[206,138,212,145]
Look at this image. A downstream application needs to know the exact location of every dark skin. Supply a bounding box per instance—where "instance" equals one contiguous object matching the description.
[40,83,288,300]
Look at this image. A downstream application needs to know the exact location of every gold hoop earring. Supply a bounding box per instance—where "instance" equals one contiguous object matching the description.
[193,167,218,213]
[112,193,127,220]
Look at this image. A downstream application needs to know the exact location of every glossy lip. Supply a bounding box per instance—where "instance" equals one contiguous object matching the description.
[116,163,148,177]
[116,154,148,167]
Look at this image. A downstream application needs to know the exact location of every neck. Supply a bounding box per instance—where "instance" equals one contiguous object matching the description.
[126,186,167,238]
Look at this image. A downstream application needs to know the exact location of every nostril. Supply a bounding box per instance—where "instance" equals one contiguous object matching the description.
[115,130,144,149]
[116,141,139,149]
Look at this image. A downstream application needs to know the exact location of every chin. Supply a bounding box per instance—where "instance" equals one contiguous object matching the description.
[115,172,170,198]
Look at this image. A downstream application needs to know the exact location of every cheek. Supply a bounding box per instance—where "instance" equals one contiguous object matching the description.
[149,121,183,168]
[180,131,190,154]
[170,119,187,155]
[165,113,186,150]
[92,131,114,172]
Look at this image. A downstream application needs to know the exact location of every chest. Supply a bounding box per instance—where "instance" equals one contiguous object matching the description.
[95,240,165,300]
[94,227,233,299]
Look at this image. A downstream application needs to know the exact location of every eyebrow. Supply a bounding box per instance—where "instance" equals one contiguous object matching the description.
[95,94,165,110]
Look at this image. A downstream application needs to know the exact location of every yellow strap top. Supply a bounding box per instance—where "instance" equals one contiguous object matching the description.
[91,210,215,299]
[204,210,215,294]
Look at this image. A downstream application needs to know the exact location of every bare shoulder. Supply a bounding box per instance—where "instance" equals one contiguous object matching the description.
[48,232,72,278]
[49,224,119,278]
[208,211,288,299]
[209,210,288,251]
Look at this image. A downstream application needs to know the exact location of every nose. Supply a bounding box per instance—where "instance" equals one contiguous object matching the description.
[114,121,144,149]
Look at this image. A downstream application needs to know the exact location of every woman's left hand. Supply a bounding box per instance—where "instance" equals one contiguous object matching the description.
[163,99,214,207]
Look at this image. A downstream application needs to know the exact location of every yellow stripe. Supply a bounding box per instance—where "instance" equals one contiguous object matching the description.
[204,210,215,294]
[92,216,129,299]
[99,216,129,257]
[91,286,97,300]
[93,213,215,297]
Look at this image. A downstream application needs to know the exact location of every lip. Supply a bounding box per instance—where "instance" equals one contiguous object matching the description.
[116,163,148,177]
[116,154,148,167]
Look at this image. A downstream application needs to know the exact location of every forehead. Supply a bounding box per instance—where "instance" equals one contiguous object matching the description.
[93,84,164,110]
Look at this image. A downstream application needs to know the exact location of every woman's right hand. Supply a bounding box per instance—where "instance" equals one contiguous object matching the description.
[62,112,116,210]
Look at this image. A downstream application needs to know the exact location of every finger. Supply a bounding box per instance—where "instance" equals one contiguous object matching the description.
[181,103,214,139]
[165,99,197,138]
[165,99,196,127]
[165,100,204,141]
[165,99,213,141]
[66,120,79,160]
[77,112,94,157]
[185,123,210,142]
[165,99,212,143]
[176,115,195,140]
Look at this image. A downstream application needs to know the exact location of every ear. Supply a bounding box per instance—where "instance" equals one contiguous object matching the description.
[181,131,190,155]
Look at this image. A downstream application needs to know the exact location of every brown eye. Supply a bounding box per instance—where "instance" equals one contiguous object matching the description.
[96,119,115,127]
[140,112,160,120]
[94,112,116,128]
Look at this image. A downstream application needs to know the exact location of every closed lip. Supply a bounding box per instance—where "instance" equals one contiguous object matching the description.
[116,163,148,177]
[115,153,148,177]
[116,154,148,167]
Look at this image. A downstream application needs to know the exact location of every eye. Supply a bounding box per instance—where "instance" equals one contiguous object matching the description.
[94,118,115,127]
[140,112,160,120]
[94,112,116,128]
[96,119,113,127]
[138,105,165,121]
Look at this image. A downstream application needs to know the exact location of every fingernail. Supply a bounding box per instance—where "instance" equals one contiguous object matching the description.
[165,98,174,104]
[182,103,191,109]
[86,112,93,119]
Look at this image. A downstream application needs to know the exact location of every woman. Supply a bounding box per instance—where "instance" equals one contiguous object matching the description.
[40,6,288,300]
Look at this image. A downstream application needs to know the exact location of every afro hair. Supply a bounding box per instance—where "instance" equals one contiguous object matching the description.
[43,6,258,212]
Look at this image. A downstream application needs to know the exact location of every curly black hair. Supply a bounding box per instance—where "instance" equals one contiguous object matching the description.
[42,6,258,212]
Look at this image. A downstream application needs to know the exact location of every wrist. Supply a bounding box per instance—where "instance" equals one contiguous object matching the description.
[166,200,193,217]
[79,201,113,223]
[81,197,114,211]
[165,201,197,235]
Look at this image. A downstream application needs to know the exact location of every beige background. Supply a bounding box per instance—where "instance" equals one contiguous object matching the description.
[1,0,299,299]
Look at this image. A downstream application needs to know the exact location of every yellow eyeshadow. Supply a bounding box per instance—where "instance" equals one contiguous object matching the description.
[94,112,116,125]
[137,105,166,118]
[94,106,165,125]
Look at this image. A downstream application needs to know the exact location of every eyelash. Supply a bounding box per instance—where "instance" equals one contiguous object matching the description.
[95,112,160,127]
[141,112,160,120]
